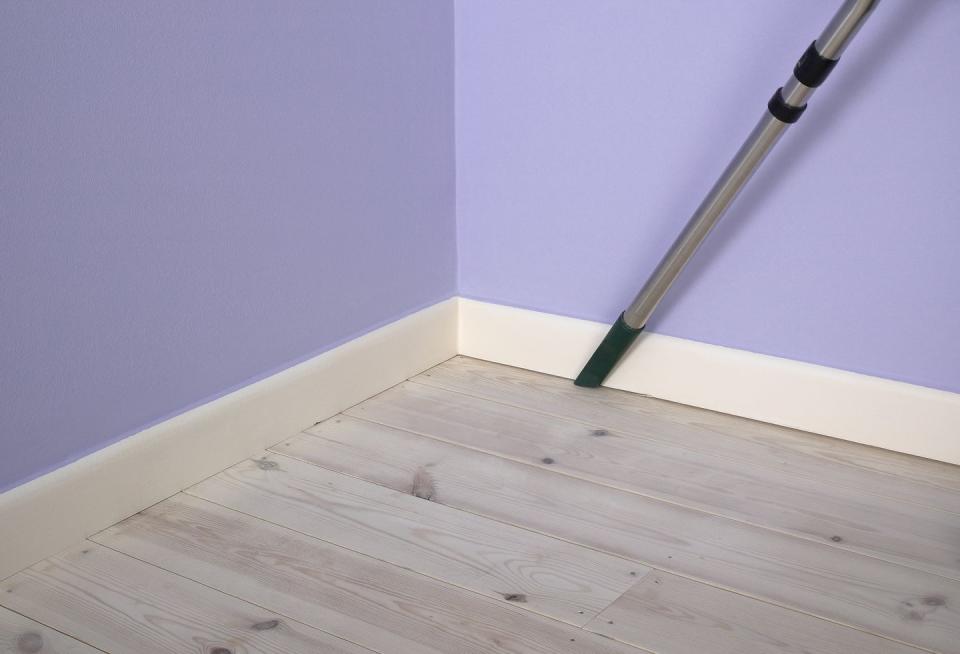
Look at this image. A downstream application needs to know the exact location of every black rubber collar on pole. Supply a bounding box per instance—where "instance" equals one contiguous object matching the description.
[768,88,806,124]
[574,313,643,388]
[794,41,839,88]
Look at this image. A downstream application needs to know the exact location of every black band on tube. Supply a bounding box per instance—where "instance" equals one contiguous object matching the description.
[767,88,806,124]
[794,41,839,88]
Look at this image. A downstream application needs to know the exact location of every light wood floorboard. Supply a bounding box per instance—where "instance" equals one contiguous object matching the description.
[0,605,103,654]
[0,542,373,654]
[585,570,924,654]
[186,451,643,626]
[415,357,960,500]
[346,379,960,579]
[4,356,958,653]
[92,494,647,654]
[278,416,959,653]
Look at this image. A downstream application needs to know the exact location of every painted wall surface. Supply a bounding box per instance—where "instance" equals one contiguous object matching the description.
[0,1,455,492]
[456,0,960,393]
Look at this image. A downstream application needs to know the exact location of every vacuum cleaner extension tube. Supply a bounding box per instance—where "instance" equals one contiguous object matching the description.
[574,0,880,388]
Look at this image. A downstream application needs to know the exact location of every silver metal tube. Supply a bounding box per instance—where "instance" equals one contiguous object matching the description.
[779,76,814,107]
[816,0,880,59]
[623,112,789,327]
[622,0,879,329]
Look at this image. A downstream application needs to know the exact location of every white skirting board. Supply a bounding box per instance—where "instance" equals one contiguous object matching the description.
[0,298,458,581]
[3,295,957,580]
[458,298,960,467]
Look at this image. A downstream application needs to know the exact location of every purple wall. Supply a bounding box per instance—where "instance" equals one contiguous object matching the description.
[0,1,455,492]
[2,1,957,494]
[456,0,960,393]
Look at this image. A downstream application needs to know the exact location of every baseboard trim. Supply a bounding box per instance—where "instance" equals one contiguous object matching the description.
[0,298,458,580]
[4,295,957,579]
[458,298,960,466]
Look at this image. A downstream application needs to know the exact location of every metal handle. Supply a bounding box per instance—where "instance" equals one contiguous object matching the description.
[575,0,880,388]
[624,0,880,329]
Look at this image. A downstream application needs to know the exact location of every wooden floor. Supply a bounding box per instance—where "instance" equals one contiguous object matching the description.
[3,357,959,654]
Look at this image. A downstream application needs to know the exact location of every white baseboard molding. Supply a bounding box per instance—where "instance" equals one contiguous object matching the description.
[0,298,458,580]
[458,298,960,466]
[4,295,956,580]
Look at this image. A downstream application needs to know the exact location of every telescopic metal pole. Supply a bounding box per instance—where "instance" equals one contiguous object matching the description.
[575,0,880,388]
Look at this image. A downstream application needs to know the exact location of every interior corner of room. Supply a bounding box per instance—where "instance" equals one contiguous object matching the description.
[1,2,958,652]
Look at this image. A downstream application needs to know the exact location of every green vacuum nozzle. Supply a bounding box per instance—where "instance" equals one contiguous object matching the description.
[574,313,643,388]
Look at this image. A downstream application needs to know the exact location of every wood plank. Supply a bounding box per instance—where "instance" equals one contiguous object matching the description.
[0,606,102,654]
[346,381,960,579]
[0,299,456,582]
[415,357,960,499]
[92,494,647,654]
[275,417,960,654]
[187,452,643,626]
[456,298,960,467]
[0,543,373,654]
[585,570,925,654]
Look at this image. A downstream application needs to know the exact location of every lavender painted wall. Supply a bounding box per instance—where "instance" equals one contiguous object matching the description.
[456,0,960,393]
[0,1,455,492]
[2,1,957,494]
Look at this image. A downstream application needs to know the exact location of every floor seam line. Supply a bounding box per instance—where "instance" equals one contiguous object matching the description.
[341,412,960,583]
[269,431,936,652]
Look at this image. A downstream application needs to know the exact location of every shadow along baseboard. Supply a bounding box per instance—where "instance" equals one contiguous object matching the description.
[458,298,960,467]
[4,295,958,581]
[0,298,459,580]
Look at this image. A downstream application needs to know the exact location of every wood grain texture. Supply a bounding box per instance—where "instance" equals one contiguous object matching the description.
[93,494,646,654]
[0,299,457,582]
[457,298,960,466]
[347,380,960,579]
[279,417,960,654]
[0,606,101,654]
[0,543,373,654]
[416,357,960,502]
[186,451,643,626]
[585,570,925,654]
